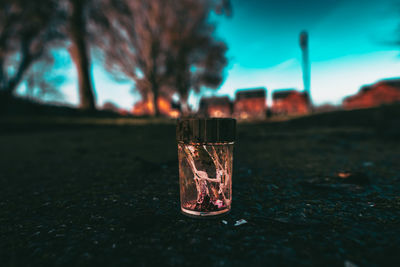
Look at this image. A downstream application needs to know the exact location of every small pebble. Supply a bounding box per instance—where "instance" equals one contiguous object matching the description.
[234,219,247,226]
[338,172,351,179]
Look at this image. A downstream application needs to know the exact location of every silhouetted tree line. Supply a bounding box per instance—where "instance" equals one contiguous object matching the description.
[0,0,230,115]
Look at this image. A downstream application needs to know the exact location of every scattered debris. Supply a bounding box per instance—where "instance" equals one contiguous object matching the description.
[234,219,247,226]
[221,220,228,225]
[338,172,351,179]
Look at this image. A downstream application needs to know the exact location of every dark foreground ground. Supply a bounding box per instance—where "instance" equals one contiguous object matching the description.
[1,105,400,266]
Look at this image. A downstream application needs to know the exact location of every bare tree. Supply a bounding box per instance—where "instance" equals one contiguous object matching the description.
[1,0,133,112]
[66,0,97,110]
[0,0,63,103]
[65,0,117,111]
[97,0,169,116]
[98,0,230,116]
[165,0,228,115]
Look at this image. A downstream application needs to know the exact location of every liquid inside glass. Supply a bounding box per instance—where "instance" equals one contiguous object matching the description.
[178,142,233,216]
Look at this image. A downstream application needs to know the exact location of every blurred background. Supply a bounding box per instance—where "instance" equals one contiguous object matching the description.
[1,0,400,119]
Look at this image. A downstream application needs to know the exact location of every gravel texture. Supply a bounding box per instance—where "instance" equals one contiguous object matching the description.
[1,106,399,266]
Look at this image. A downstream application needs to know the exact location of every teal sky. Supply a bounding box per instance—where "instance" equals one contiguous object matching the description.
[210,0,400,107]
[26,0,400,110]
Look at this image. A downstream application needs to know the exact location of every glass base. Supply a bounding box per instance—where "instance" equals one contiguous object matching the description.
[181,207,230,218]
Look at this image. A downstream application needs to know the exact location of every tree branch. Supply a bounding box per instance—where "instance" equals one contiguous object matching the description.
[6,38,39,93]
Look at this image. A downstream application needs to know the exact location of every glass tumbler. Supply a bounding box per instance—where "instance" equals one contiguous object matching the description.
[176,118,236,217]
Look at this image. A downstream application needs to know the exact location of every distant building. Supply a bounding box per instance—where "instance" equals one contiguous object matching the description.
[272,89,310,115]
[198,96,232,118]
[343,78,400,110]
[132,96,180,118]
[233,88,267,119]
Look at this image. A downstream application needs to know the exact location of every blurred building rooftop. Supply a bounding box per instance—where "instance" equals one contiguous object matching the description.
[235,88,267,100]
[272,89,310,115]
[343,77,400,110]
[198,96,232,118]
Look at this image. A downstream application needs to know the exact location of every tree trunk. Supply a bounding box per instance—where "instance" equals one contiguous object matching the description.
[180,96,190,117]
[152,86,161,117]
[69,0,96,111]
[179,89,190,117]
[149,71,161,117]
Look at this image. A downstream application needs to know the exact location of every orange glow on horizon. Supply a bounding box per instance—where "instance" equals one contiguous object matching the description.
[208,106,231,118]
[234,98,266,119]
[131,96,180,118]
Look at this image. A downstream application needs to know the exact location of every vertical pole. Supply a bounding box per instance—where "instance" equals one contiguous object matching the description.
[302,44,310,94]
[300,31,311,106]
